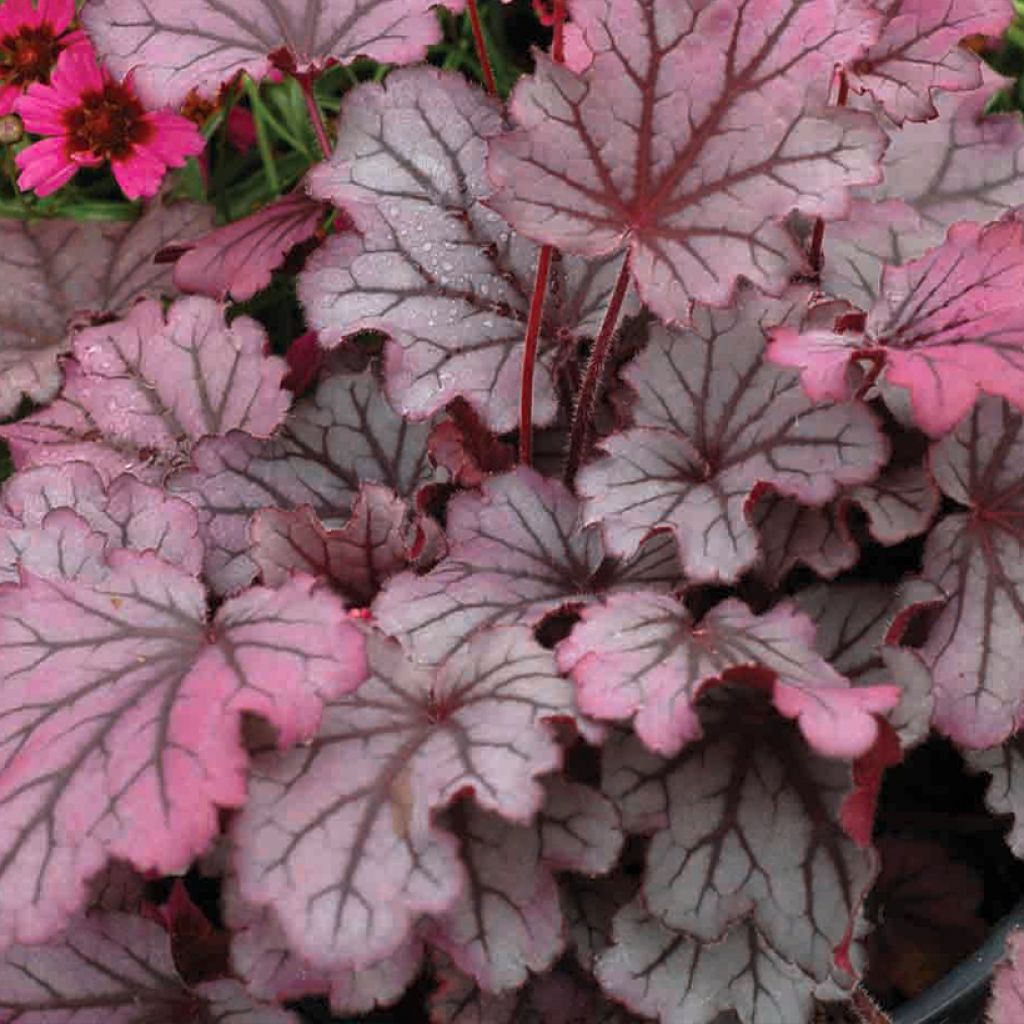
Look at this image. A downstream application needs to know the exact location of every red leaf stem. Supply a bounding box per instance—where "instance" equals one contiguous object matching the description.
[466,0,498,96]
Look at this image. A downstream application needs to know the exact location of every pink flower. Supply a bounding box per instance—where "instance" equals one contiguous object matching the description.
[0,0,88,115]
[14,45,205,199]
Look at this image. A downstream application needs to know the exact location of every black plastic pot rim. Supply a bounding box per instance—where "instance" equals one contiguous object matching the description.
[891,896,1024,1024]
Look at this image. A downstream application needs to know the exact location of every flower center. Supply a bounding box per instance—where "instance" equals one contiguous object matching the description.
[1,26,62,86]
[62,83,153,159]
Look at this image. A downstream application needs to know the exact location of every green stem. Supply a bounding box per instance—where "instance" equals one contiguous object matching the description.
[242,76,282,194]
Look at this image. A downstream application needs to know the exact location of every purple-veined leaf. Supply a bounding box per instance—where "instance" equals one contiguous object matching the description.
[966,737,1024,858]
[486,0,885,324]
[250,483,431,606]
[0,296,289,482]
[796,581,933,748]
[0,509,109,585]
[83,0,464,107]
[844,0,1010,124]
[169,191,327,302]
[752,463,940,585]
[561,871,639,973]
[597,689,873,1023]
[871,66,1024,233]
[0,551,364,949]
[578,289,887,582]
[231,626,577,971]
[87,861,148,914]
[770,218,1024,437]
[597,899,818,1024]
[425,803,565,991]
[302,66,633,431]
[1,462,202,577]
[426,780,622,992]
[901,397,1024,746]
[559,591,898,758]
[0,911,297,1023]
[813,198,928,309]
[374,466,682,664]
[0,201,213,418]
[429,957,645,1024]
[170,364,437,594]
[539,777,622,877]
[990,930,1024,1024]
[225,874,424,1012]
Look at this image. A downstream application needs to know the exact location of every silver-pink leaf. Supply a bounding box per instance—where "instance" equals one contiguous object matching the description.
[863,65,1024,237]
[597,690,872,1023]
[559,592,898,758]
[908,397,1024,746]
[250,483,427,606]
[83,0,463,106]
[1,296,289,483]
[0,552,364,949]
[169,365,436,594]
[0,911,297,1023]
[0,201,213,418]
[845,0,1010,124]
[426,804,565,991]
[231,626,577,972]
[597,900,815,1024]
[796,581,933,748]
[578,289,887,582]
[1,462,202,577]
[965,736,1024,860]
[771,218,1024,437]
[753,463,940,585]
[302,66,631,431]
[225,873,424,1013]
[374,466,682,665]
[486,0,885,324]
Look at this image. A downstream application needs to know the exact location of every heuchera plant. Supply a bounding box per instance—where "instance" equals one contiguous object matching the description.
[2,0,1024,1022]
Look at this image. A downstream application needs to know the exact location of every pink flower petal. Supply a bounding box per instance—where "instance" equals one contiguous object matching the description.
[0,85,19,117]
[39,0,76,33]
[0,0,39,34]
[50,45,104,98]
[15,136,77,196]
[15,84,75,135]
[139,110,205,165]
[111,143,168,200]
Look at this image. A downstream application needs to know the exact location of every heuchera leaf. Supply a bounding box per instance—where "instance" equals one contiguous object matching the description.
[796,581,933,748]
[0,462,203,579]
[425,804,566,991]
[990,930,1024,1024]
[559,591,898,758]
[869,67,1024,234]
[250,483,430,606]
[770,218,1024,437]
[844,0,1010,124]
[169,191,326,302]
[430,962,645,1024]
[170,364,436,594]
[906,397,1024,746]
[597,690,873,1024]
[752,463,940,585]
[486,0,886,324]
[225,874,424,1013]
[231,626,578,972]
[0,201,213,418]
[83,0,465,106]
[374,466,682,664]
[966,736,1024,859]
[302,66,632,431]
[425,780,622,992]
[0,296,289,483]
[578,289,887,582]
[560,872,639,974]
[0,551,365,948]
[0,911,297,1023]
